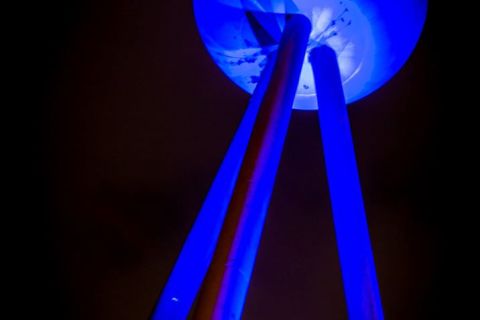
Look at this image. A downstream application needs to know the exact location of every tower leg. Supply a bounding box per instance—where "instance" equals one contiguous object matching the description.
[311,46,384,320]
[193,15,311,320]
[151,24,278,320]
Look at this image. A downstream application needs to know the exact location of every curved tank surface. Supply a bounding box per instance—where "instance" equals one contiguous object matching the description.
[194,0,428,109]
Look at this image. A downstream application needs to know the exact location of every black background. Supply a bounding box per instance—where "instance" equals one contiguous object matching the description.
[12,1,471,319]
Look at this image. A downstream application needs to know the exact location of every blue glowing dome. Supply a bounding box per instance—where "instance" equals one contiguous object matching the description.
[194,0,427,109]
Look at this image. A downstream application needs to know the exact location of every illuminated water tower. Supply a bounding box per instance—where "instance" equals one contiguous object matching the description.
[152,1,427,319]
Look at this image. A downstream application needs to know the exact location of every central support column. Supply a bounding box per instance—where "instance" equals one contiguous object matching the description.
[194,15,311,320]
[311,46,384,320]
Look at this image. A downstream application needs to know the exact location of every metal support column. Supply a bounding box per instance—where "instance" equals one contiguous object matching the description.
[311,46,384,320]
[194,15,311,320]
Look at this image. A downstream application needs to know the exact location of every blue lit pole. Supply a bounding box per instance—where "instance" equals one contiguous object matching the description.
[193,15,311,320]
[311,46,383,319]
[151,38,278,320]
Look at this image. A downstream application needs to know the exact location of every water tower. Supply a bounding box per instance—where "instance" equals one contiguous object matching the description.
[152,1,427,319]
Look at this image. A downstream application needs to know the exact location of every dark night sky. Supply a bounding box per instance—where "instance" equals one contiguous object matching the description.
[13,0,472,319]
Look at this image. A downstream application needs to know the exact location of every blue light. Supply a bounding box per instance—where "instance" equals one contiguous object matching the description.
[311,45,383,319]
[194,0,427,109]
